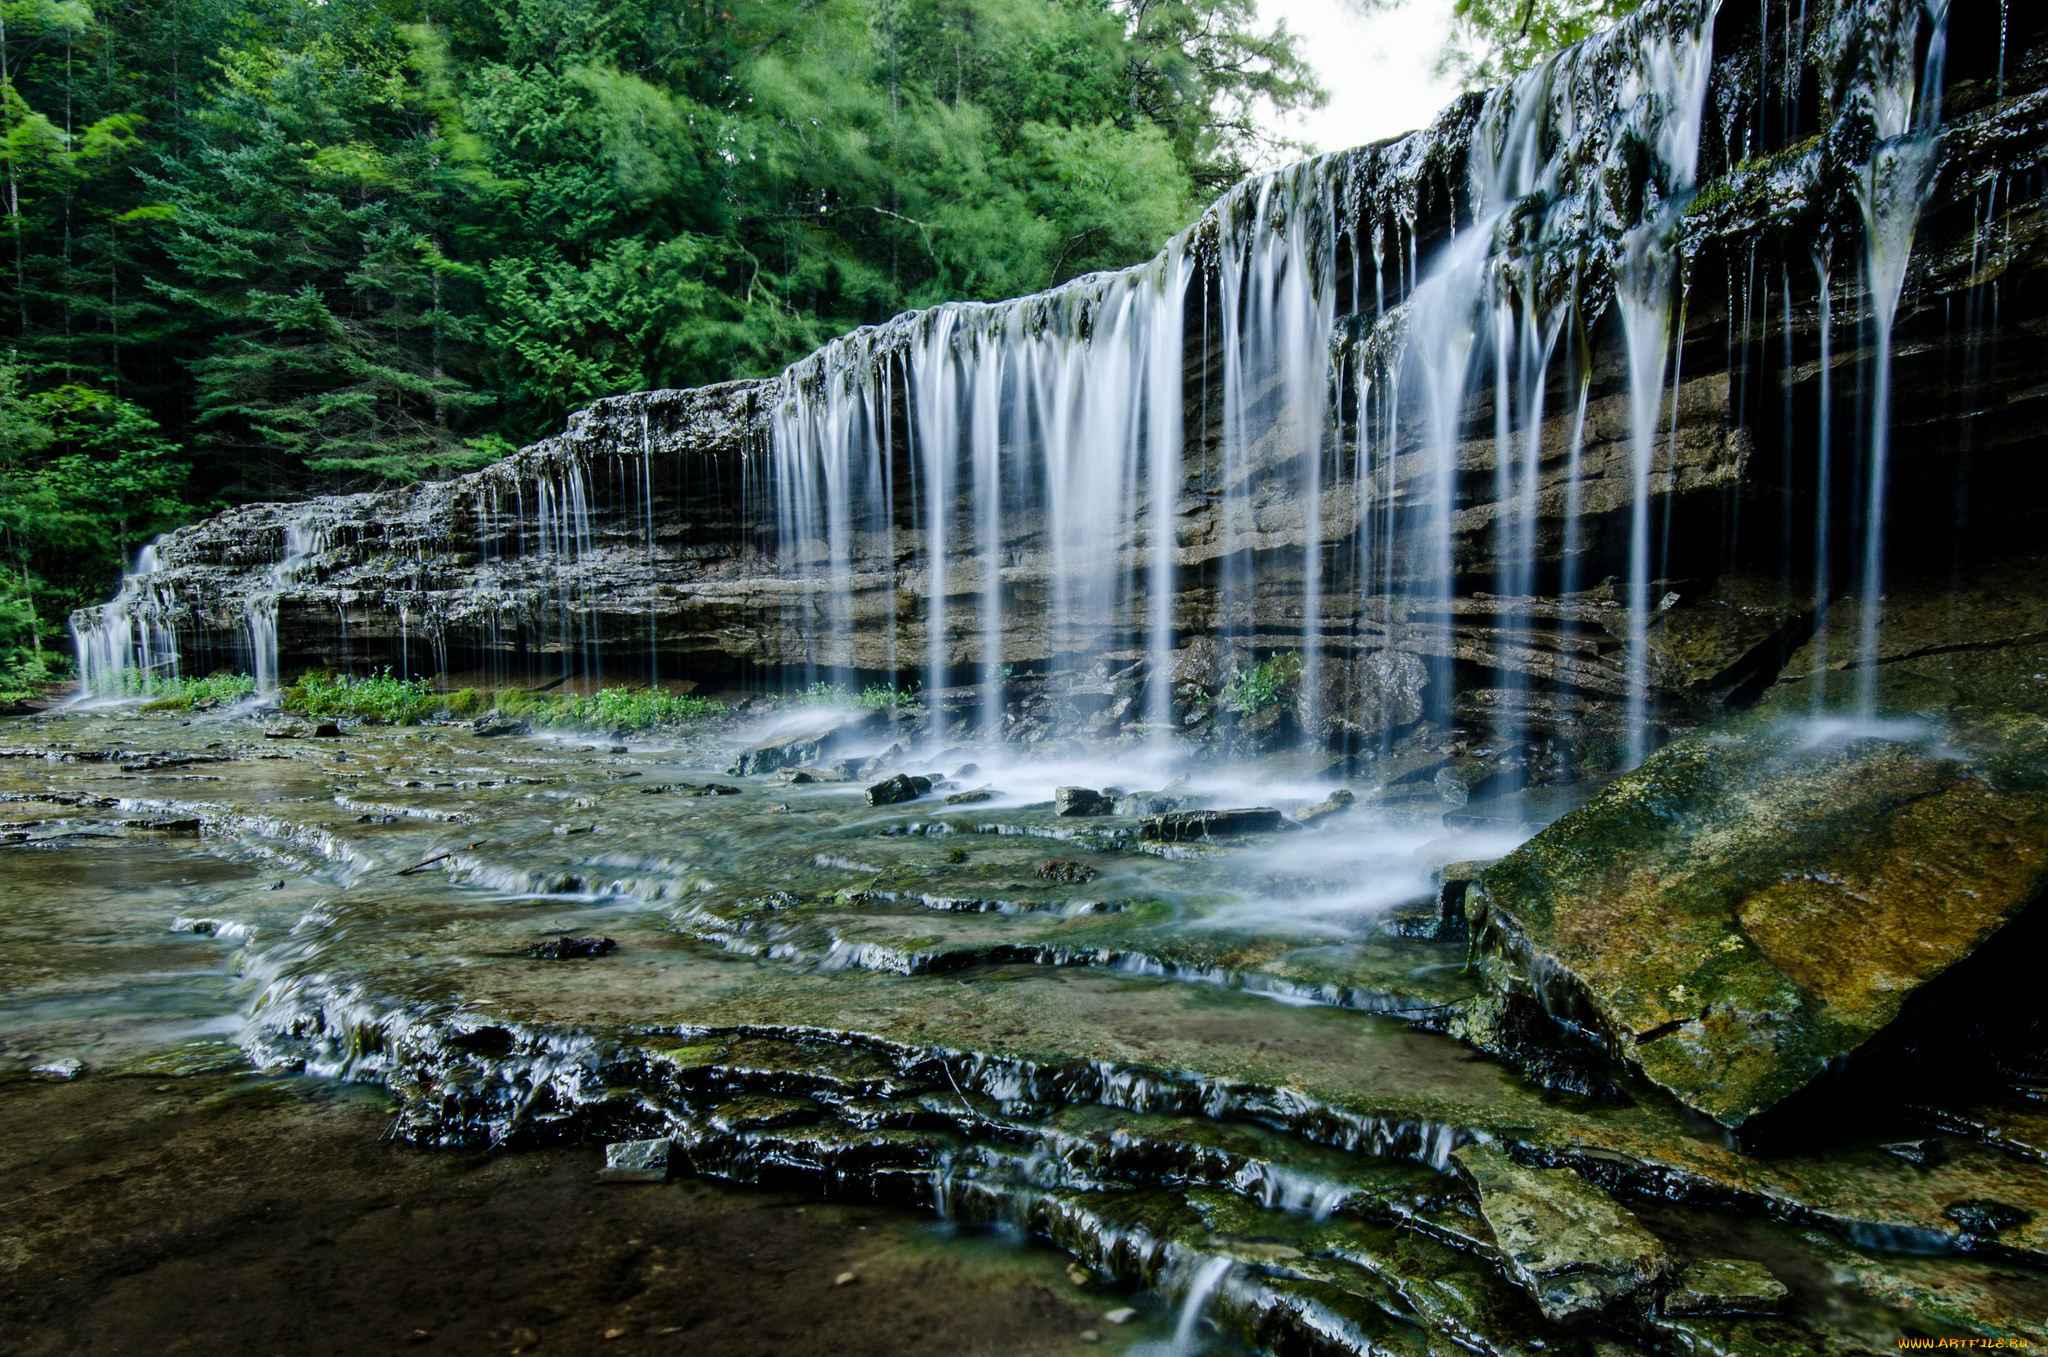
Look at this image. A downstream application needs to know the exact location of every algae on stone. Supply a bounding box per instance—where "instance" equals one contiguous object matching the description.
[1468,702,2048,1127]
[1451,1143,1672,1321]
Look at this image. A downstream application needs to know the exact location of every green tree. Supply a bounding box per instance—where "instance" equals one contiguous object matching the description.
[1438,0,1642,88]
[0,357,186,691]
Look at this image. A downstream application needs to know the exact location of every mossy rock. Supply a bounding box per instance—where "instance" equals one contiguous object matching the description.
[1469,698,2048,1128]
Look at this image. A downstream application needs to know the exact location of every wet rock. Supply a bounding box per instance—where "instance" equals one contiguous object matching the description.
[1944,1198,2036,1240]
[1103,1308,1136,1326]
[953,763,980,779]
[128,817,203,833]
[1881,1139,1950,1169]
[1375,890,1471,946]
[1646,574,1811,702]
[471,713,528,737]
[731,711,885,776]
[1433,753,1526,807]
[1170,636,1235,696]
[834,1271,858,1286]
[945,789,994,805]
[1141,808,1283,842]
[30,1057,85,1082]
[599,1137,673,1182]
[1077,1331,1100,1344]
[707,1095,820,1133]
[263,717,341,739]
[866,774,932,806]
[1466,703,2048,1127]
[525,936,617,959]
[1309,650,1429,746]
[1111,790,1190,816]
[1661,1259,1788,1317]
[1290,788,1355,824]
[778,767,850,785]
[1037,860,1098,885]
[1910,1103,2048,1166]
[1450,1143,1671,1321]
[1054,787,1111,817]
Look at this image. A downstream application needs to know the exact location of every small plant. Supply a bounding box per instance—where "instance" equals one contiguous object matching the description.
[1222,652,1303,715]
[795,679,919,710]
[284,669,439,723]
[556,687,724,731]
[128,672,257,711]
[857,681,918,710]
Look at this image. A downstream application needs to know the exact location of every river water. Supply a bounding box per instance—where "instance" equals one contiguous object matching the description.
[3,699,2042,1354]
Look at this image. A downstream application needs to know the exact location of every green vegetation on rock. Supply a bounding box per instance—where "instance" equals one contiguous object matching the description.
[283,670,442,723]
[1468,694,2048,1128]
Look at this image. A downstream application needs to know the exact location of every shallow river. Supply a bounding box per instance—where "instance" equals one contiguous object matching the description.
[3,701,2042,1355]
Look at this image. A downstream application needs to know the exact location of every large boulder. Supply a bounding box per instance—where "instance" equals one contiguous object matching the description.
[1466,698,2048,1128]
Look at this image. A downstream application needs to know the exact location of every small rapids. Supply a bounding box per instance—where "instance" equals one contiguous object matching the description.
[4,703,2045,1354]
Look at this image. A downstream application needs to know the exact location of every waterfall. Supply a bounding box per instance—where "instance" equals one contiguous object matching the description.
[772,239,1191,732]
[757,0,1730,764]
[1851,0,1951,718]
[248,518,325,697]
[62,0,1975,764]
[71,544,179,697]
[1168,1256,1235,1354]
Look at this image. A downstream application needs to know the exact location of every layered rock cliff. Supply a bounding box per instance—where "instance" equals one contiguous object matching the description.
[74,0,2048,770]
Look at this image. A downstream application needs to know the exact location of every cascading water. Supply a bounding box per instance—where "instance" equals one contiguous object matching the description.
[62,0,1985,784]
[762,0,1728,766]
[247,519,326,697]
[1849,0,1952,719]
[771,241,1190,735]
[71,543,180,697]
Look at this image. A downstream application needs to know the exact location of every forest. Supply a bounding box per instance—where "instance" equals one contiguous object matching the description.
[0,0,1610,697]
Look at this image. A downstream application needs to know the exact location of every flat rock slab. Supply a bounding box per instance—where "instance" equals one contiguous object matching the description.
[599,1137,672,1181]
[1662,1258,1788,1317]
[730,712,883,776]
[1142,808,1283,841]
[1470,704,2048,1127]
[1451,1143,1670,1321]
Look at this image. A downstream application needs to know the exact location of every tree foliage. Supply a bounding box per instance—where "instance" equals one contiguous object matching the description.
[0,0,1321,690]
[1440,0,1643,88]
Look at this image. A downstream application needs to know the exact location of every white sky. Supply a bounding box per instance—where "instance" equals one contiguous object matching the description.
[1254,0,1465,156]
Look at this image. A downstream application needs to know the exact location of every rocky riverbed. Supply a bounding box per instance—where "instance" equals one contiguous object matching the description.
[4,698,2044,1354]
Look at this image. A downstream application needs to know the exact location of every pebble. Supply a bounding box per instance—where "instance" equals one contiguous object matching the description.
[31,1057,84,1082]
[1078,1331,1101,1344]
[1103,1307,1137,1325]
[834,1270,858,1286]
[603,1328,627,1340]
[1066,1262,1092,1287]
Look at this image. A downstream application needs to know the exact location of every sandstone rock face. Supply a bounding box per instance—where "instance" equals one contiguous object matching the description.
[1467,702,2048,1127]
[1307,651,1429,747]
